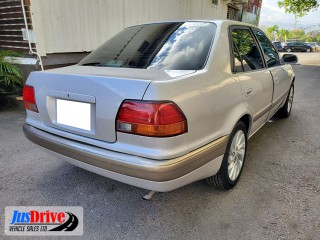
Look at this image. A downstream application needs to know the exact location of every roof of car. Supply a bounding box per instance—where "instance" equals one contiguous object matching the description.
[127,19,258,29]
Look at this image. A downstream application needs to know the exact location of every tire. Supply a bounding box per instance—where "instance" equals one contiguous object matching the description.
[287,48,291,52]
[276,84,294,118]
[206,122,248,190]
[306,48,311,52]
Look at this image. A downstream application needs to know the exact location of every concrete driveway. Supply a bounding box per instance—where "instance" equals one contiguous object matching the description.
[1,53,319,240]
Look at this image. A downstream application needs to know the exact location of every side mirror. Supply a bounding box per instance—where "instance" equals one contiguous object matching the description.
[281,54,298,64]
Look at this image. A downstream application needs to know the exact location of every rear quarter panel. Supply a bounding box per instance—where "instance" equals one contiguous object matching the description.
[143,22,250,155]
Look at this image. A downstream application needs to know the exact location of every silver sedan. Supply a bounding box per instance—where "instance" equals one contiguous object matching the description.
[23,20,296,192]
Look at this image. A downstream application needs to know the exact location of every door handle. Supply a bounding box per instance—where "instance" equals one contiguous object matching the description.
[274,77,280,83]
[245,88,253,96]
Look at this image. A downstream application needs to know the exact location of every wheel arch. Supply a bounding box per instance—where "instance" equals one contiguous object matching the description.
[223,101,253,137]
[238,114,252,133]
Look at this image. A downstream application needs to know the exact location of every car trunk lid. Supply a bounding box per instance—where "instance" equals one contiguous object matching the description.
[26,65,195,143]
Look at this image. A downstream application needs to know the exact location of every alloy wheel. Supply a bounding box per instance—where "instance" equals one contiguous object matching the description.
[228,130,246,181]
[287,86,294,113]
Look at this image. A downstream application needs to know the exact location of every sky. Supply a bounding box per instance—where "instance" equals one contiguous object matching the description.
[259,0,320,30]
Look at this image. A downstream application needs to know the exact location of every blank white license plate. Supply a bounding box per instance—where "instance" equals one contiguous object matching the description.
[56,99,91,131]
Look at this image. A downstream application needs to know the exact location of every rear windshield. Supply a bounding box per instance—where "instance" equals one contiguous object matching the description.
[79,22,216,70]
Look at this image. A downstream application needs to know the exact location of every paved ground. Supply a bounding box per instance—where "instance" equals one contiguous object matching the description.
[0,53,319,240]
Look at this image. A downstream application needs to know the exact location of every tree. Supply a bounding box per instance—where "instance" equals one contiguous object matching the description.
[278,29,291,41]
[266,25,279,41]
[291,29,305,40]
[278,0,319,29]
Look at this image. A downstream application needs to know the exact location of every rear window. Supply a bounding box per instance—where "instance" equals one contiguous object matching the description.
[79,22,216,70]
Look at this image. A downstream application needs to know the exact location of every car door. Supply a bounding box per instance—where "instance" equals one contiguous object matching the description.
[289,43,295,51]
[292,43,300,51]
[298,42,306,51]
[294,42,301,51]
[302,43,309,51]
[286,42,293,51]
[252,28,292,118]
[230,26,273,136]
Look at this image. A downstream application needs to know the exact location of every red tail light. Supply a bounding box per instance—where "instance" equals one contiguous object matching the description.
[23,85,38,112]
[116,100,187,137]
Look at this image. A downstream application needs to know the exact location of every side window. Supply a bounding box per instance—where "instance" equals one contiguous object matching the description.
[253,29,280,68]
[232,41,244,72]
[231,28,264,72]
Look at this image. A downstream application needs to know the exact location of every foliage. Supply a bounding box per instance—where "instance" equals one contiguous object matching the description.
[291,29,305,39]
[0,49,23,93]
[278,0,319,18]
[232,30,252,55]
[264,25,320,43]
[266,25,279,41]
[277,29,291,41]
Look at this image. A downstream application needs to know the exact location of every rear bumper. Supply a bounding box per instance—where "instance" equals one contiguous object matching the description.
[23,124,228,191]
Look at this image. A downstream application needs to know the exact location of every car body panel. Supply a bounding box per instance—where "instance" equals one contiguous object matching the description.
[143,71,246,153]
[306,42,319,52]
[268,64,294,117]
[27,69,152,143]
[24,124,228,182]
[236,70,273,134]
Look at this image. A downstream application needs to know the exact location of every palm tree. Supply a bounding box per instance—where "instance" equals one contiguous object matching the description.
[0,49,23,94]
[266,25,279,41]
[278,29,291,42]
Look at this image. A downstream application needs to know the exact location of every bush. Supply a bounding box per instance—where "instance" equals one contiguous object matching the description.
[0,49,23,94]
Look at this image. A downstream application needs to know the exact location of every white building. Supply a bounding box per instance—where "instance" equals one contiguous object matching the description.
[1,0,253,70]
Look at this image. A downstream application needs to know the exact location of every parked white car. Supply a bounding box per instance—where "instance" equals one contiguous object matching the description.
[23,20,296,192]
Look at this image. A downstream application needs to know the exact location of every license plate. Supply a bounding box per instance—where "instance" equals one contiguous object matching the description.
[56,99,91,131]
